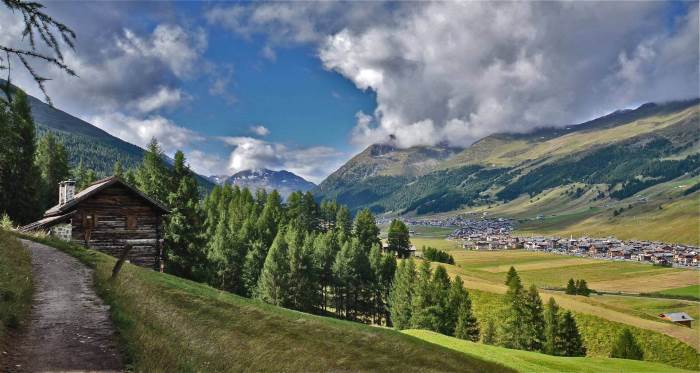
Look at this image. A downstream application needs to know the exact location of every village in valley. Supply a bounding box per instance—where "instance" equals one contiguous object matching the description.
[385,216,700,268]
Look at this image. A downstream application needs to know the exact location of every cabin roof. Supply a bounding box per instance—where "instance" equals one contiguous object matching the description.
[660,312,694,322]
[18,211,76,232]
[44,176,170,217]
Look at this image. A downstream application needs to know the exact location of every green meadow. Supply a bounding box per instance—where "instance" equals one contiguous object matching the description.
[404,330,695,373]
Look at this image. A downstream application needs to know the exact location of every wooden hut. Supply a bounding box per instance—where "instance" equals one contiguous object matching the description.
[20,176,169,270]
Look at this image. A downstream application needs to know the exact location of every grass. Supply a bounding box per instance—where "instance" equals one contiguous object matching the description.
[0,230,32,339]
[581,295,699,331]
[463,288,700,370]
[22,235,512,373]
[403,330,695,373]
[656,285,700,301]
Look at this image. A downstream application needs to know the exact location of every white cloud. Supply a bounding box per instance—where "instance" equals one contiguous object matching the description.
[249,125,270,136]
[219,136,344,183]
[135,86,185,113]
[212,2,698,149]
[90,112,204,155]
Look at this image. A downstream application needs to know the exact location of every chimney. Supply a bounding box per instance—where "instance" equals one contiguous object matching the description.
[59,180,76,206]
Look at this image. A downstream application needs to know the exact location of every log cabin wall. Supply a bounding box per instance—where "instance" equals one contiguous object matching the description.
[70,184,162,269]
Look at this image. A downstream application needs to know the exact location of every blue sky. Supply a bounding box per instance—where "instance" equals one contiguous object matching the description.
[1,1,697,182]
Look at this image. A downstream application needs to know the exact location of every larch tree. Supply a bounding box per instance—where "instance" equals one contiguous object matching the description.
[543,297,561,355]
[453,276,480,341]
[499,266,528,349]
[164,150,205,281]
[136,138,171,205]
[354,208,381,253]
[560,311,587,357]
[387,219,411,258]
[522,284,546,351]
[35,132,69,209]
[410,260,437,330]
[257,229,291,307]
[388,258,416,330]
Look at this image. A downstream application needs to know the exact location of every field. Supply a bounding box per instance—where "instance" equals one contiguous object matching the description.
[656,285,700,300]
[22,235,510,373]
[407,230,700,367]
[0,230,32,340]
[404,330,694,373]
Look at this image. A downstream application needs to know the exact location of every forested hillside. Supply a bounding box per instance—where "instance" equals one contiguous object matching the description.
[316,99,700,216]
[24,91,214,191]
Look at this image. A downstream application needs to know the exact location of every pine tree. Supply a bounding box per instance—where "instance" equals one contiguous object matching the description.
[453,276,480,341]
[35,133,70,209]
[287,229,319,312]
[431,265,453,334]
[313,231,340,311]
[482,319,497,345]
[500,267,528,349]
[387,219,411,258]
[256,190,283,248]
[2,90,41,223]
[543,297,561,355]
[332,239,371,320]
[163,151,205,280]
[136,138,170,204]
[335,205,352,238]
[257,229,290,306]
[241,240,267,297]
[411,260,437,330]
[566,278,577,295]
[354,208,381,253]
[113,160,124,178]
[560,311,587,357]
[576,279,591,296]
[610,328,642,360]
[522,285,546,351]
[388,258,416,330]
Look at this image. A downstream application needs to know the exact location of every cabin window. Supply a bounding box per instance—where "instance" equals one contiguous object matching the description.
[84,213,95,229]
[127,215,137,229]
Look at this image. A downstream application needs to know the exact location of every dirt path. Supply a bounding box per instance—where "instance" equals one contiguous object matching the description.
[5,240,123,372]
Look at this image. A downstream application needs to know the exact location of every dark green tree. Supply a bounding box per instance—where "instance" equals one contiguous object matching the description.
[560,311,586,357]
[453,276,479,341]
[566,278,577,295]
[522,285,546,351]
[610,328,642,360]
[543,297,562,355]
[388,258,416,329]
[410,260,437,330]
[136,138,170,204]
[241,240,267,297]
[1,90,41,223]
[387,219,411,258]
[313,230,340,311]
[335,205,353,239]
[354,208,381,253]
[35,132,70,209]
[257,229,290,306]
[499,267,528,349]
[112,160,124,178]
[287,229,319,312]
[482,319,497,345]
[576,279,591,296]
[163,151,205,280]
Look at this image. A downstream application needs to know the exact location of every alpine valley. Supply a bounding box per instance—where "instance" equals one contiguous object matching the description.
[316,99,700,244]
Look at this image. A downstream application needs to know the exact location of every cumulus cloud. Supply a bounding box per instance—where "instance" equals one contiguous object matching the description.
[90,112,204,155]
[210,1,699,149]
[249,125,270,136]
[219,136,345,183]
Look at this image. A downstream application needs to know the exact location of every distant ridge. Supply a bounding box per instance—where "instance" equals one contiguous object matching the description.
[214,168,316,198]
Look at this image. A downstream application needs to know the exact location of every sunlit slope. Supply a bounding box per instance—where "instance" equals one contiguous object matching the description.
[34,237,511,373]
[403,330,695,373]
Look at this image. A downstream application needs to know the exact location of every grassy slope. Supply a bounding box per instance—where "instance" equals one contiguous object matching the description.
[402,246,700,368]
[404,330,694,373]
[657,285,700,300]
[0,230,32,339]
[25,236,510,373]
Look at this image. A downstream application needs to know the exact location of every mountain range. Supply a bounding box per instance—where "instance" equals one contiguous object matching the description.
[209,169,316,198]
[316,99,700,221]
